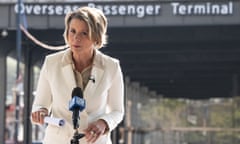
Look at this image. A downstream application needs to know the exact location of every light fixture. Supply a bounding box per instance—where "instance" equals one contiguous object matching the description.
[1,29,8,37]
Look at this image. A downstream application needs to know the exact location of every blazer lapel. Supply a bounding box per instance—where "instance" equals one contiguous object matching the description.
[84,66,104,98]
[60,49,105,99]
[62,64,76,91]
[84,50,105,98]
[61,49,76,91]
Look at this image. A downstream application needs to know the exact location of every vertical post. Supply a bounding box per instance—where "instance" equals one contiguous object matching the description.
[14,0,22,143]
[23,45,33,144]
[0,51,7,144]
[232,74,238,144]
[126,100,132,144]
[16,0,22,83]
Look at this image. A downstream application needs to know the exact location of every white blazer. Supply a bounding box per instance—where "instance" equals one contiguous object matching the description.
[32,49,124,144]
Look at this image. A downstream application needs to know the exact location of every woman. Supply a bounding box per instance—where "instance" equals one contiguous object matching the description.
[31,7,124,144]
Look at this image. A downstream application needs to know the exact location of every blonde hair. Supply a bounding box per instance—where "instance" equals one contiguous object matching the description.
[63,7,108,49]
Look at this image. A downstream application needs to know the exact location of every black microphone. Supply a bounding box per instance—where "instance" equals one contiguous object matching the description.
[69,87,86,129]
[89,75,95,83]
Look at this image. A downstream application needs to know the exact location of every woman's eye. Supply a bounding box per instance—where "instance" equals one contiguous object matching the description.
[82,32,88,36]
[69,29,75,34]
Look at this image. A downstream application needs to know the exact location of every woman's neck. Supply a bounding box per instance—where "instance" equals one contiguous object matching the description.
[72,50,94,72]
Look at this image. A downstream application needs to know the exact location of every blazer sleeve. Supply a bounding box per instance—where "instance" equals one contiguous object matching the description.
[31,57,52,113]
[99,61,125,131]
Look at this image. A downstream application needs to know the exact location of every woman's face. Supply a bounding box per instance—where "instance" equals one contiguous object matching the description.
[67,18,94,53]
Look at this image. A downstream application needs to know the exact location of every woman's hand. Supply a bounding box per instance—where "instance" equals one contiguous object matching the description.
[31,108,48,125]
[84,119,109,143]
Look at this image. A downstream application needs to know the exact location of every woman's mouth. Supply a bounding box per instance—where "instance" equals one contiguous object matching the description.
[72,45,80,48]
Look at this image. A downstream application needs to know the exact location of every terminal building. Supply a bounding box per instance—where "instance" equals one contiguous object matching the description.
[1,0,240,144]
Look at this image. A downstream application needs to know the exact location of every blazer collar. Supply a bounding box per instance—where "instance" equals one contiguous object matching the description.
[84,49,105,98]
[61,48,105,68]
[61,49,76,92]
[60,48,105,98]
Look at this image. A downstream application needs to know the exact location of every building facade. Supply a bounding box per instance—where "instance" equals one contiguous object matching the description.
[1,0,240,144]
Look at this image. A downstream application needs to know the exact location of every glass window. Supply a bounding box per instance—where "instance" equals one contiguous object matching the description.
[31,64,45,143]
[5,56,24,143]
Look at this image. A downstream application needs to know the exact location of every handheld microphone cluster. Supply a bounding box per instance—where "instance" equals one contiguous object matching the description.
[69,87,86,129]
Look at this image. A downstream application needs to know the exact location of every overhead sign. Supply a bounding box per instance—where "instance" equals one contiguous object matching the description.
[171,2,233,15]
[14,3,161,18]
[14,1,234,18]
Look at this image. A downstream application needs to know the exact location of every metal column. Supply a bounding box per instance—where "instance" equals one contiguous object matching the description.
[0,49,7,144]
[23,45,33,144]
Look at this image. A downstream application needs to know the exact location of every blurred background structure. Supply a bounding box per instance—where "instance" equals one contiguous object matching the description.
[1,0,240,144]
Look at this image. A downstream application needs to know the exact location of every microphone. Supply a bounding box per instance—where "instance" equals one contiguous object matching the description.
[69,87,86,129]
[89,75,95,83]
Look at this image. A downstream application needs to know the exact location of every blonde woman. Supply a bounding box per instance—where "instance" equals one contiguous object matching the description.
[31,7,124,144]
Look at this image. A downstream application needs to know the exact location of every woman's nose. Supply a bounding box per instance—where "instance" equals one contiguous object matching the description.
[74,34,81,41]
